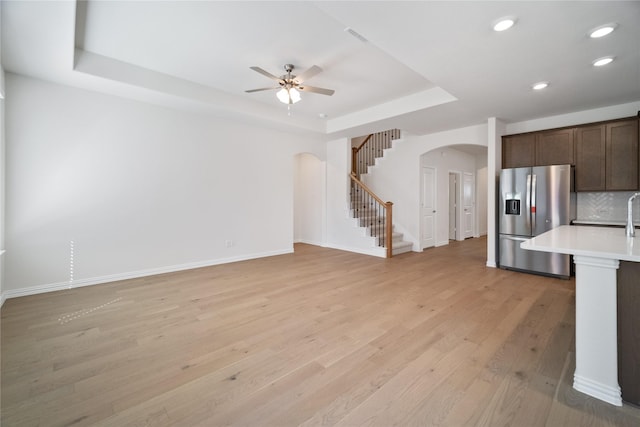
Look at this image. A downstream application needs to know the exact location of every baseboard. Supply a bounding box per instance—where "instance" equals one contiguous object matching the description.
[0,249,5,308]
[1,248,293,301]
[295,239,325,247]
[573,373,622,406]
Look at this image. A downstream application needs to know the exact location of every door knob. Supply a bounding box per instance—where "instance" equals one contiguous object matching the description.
[433,210,436,213]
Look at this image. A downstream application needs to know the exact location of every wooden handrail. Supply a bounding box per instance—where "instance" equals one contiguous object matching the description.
[351,129,400,177]
[350,172,393,258]
[355,134,374,151]
[352,134,373,175]
[350,172,387,206]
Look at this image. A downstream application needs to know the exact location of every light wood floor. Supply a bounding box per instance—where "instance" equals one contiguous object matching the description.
[2,237,640,426]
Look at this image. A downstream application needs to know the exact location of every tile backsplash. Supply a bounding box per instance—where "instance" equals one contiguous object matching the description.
[576,191,640,223]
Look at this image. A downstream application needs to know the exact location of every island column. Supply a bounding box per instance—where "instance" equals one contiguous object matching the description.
[572,255,622,406]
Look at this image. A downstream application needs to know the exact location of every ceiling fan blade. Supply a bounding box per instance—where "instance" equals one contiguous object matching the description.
[245,87,280,93]
[294,65,322,84]
[298,85,335,96]
[249,66,282,81]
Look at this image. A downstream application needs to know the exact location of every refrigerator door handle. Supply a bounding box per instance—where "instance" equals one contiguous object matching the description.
[531,174,537,232]
[502,235,531,242]
[526,173,532,233]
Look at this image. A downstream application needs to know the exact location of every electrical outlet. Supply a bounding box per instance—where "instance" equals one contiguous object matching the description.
[225,240,233,248]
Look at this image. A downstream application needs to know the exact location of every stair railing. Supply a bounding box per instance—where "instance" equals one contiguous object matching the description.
[351,129,401,178]
[350,172,393,258]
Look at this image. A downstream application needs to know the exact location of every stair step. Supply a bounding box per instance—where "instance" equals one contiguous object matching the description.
[392,240,413,255]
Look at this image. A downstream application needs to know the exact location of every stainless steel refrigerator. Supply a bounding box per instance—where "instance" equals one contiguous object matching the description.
[499,164,576,277]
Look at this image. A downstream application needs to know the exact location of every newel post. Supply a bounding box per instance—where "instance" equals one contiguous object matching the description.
[351,146,358,175]
[385,201,393,258]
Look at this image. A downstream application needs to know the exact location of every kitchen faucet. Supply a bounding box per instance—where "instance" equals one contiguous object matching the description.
[626,192,640,237]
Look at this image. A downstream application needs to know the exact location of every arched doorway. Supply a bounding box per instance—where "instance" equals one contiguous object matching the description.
[293,153,325,247]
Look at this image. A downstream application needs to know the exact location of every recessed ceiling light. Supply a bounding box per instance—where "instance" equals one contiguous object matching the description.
[589,24,616,38]
[318,113,328,119]
[593,56,614,67]
[532,82,549,90]
[493,18,516,32]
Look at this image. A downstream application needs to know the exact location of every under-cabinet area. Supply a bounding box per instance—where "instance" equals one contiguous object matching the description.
[502,115,639,191]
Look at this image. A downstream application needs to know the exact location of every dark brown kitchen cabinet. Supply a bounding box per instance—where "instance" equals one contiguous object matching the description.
[502,133,535,168]
[575,125,606,191]
[503,128,575,169]
[618,261,640,406]
[502,116,638,186]
[606,119,639,191]
[535,128,575,166]
[575,119,638,191]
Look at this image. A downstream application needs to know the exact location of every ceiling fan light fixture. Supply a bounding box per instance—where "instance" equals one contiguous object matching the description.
[277,87,301,104]
[247,64,332,107]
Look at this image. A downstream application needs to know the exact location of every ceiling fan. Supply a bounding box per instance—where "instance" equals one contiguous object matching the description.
[245,64,335,105]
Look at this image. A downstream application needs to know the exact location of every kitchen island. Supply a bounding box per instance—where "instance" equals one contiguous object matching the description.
[521,225,640,406]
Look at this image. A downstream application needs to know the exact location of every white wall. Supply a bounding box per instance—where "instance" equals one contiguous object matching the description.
[1,1,5,305]
[4,74,325,296]
[421,147,479,247]
[486,117,504,268]
[293,153,325,246]
[0,65,5,306]
[362,124,488,251]
[505,101,640,134]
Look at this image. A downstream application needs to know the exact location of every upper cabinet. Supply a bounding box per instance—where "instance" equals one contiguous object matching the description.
[503,116,639,192]
[502,128,574,168]
[606,119,639,191]
[575,125,606,191]
[502,134,535,168]
[575,119,638,191]
[535,128,575,166]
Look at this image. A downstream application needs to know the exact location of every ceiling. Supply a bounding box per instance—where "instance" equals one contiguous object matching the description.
[2,1,639,138]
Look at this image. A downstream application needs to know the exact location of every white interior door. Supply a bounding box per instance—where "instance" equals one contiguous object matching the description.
[421,166,436,249]
[448,173,457,240]
[463,172,475,239]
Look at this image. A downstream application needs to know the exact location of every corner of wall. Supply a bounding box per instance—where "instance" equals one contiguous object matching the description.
[486,117,505,269]
[0,64,5,304]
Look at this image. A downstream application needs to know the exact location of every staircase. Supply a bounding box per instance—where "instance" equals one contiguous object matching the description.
[350,129,413,257]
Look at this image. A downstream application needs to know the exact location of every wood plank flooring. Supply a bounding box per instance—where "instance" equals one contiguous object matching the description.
[2,237,640,426]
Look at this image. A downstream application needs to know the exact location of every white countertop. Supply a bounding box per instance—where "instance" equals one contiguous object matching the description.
[521,225,640,262]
